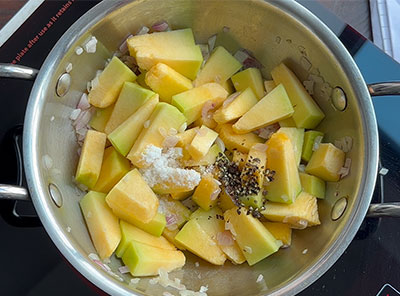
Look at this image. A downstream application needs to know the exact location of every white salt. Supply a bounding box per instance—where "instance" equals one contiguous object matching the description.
[302,248,308,255]
[140,145,201,191]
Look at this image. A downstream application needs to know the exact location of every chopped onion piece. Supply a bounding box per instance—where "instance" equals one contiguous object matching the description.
[256,274,264,283]
[379,167,389,176]
[77,93,90,110]
[70,108,81,121]
[168,128,178,136]
[302,248,308,255]
[74,109,93,130]
[298,164,306,172]
[202,101,216,120]
[65,63,73,73]
[75,46,83,55]
[119,34,133,54]
[216,231,234,246]
[130,278,140,285]
[166,213,178,226]
[199,285,209,293]
[199,44,210,64]
[234,49,263,69]
[84,36,97,53]
[136,26,149,35]
[215,137,225,152]
[223,92,241,107]
[118,265,130,274]
[151,21,169,32]
[224,220,237,236]
[162,135,179,148]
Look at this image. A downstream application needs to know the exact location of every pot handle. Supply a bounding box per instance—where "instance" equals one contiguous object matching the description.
[367,203,400,218]
[368,82,400,96]
[0,124,41,227]
[0,64,38,80]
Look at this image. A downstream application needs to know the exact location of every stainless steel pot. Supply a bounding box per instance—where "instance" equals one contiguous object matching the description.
[1,0,400,295]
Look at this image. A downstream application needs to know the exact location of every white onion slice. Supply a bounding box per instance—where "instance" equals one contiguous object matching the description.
[222,92,241,107]
[118,266,130,274]
[216,231,234,246]
[77,93,90,110]
[151,21,169,32]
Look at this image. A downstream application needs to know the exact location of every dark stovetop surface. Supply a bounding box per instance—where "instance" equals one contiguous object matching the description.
[0,1,399,295]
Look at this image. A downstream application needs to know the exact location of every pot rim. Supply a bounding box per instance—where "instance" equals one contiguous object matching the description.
[22,0,379,295]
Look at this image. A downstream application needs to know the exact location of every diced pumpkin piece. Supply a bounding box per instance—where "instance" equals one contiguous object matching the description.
[93,146,130,193]
[262,191,320,228]
[106,169,159,223]
[239,144,268,208]
[104,82,155,134]
[192,174,221,210]
[90,105,115,132]
[188,125,218,160]
[232,150,248,170]
[160,196,191,228]
[218,190,236,212]
[262,222,292,247]
[145,63,193,103]
[75,130,107,188]
[231,68,264,99]
[301,130,324,162]
[127,103,186,167]
[194,46,242,86]
[276,127,305,167]
[213,88,258,124]
[264,80,276,93]
[299,172,326,199]
[191,207,245,264]
[175,219,227,265]
[171,83,228,125]
[122,241,185,276]
[271,63,325,128]
[163,228,187,250]
[115,220,175,258]
[120,212,166,237]
[305,143,345,182]
[80,191,121,259]
[279,117,296,127]
[224,208,281,266]
[176,127,199,147]
[88,56,137,108]
[127,28,203,80]
[108,95,159,156]
[264,133,301,204]
[184,144,222,167]
[218,123,263,153]
[170,190,193,201]
[233,84,294,134]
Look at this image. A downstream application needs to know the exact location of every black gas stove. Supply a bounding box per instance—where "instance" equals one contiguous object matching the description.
[0,1,399,295]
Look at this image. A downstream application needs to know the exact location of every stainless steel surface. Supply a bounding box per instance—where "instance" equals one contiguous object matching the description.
[20,0,379,296]
[55,72,71,97]
[368,82,400,96]
[0,63,38,80]
[48,183,63,208]
[0,184,30,201]
[367,203,400,218]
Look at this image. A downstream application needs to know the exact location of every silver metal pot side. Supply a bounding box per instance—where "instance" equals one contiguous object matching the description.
[0,0,385,295]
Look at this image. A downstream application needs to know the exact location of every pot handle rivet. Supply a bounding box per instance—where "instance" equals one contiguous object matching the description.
[331,87,347,111]
[49,183,63,208]
[331,196,348,221]
[56,73,71,97]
